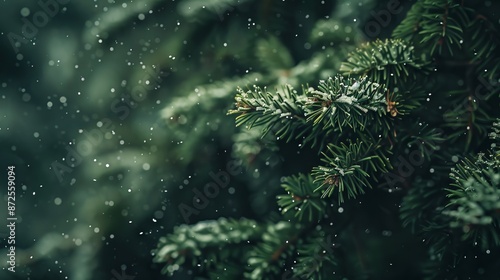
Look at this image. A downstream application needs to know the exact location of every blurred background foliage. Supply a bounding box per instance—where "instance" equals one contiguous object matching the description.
[1,0,494,279]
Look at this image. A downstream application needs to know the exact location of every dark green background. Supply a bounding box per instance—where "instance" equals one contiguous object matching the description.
[0,0,468,279]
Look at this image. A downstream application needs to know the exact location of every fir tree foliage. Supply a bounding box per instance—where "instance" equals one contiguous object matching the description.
[304,75,389,132]
[229,83,309,142]
[443,120,500,249]
[312,140,392,201]
[154,218,263,276]
[391,0,468,55]
[154,0,500,279]
[277,174,328,222]
[229,74,394,149]
[339,39,431,87]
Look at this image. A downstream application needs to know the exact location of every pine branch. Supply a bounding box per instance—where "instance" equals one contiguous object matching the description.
[339,39,430,87]
[277,174,329,222]
[162,73,264,122]
[229,75,397,149]
[245,222,301,279]
[399,177,447,233]
[444,144,500,249]
[312,139,392,202]
[401,121,500,279]
[402,125,445,162]
[445,168,500,246]
[443,93,493,150]
[303,75,390,133]
[392,1,426,40]
[153,218,263,275]
[419,0,466,55]
[291,232,341,280]
[228,83,313,144]
[469,13,500,81]
[392,0,469,56]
